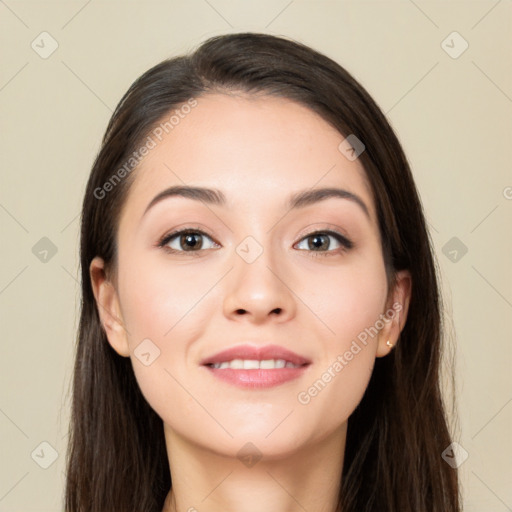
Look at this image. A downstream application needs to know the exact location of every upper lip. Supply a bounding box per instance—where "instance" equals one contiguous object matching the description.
[200,344,311,366]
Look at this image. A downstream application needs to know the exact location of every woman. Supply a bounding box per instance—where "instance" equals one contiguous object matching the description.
[65,32,461,511]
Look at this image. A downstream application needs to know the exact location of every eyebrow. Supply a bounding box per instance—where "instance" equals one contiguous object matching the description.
[142,185,370,220]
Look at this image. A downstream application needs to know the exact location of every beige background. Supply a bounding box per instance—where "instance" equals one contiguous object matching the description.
[1,1,511,510]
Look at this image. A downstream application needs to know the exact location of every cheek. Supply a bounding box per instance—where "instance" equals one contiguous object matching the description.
[117,253,221,362]
[330,269,387,342]
[292,252,387,422]
[116,257,217,428]
[298,250,388,347]
[118,254,218,343]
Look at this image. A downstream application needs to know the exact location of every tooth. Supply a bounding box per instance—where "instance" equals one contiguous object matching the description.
[209,359,301,370]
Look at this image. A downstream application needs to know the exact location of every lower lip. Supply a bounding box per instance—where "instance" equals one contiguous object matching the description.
[203,365,311,389]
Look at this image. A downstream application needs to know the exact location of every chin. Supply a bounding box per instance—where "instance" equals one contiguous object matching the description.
[205,422,316,461]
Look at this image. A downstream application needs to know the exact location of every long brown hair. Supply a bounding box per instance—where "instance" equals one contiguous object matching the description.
[65,32,461,511]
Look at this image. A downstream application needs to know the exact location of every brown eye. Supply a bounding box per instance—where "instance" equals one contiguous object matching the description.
[179,233,203,250]
[307,233,330,251]
[295,230,353,254]
[159,229,219,253]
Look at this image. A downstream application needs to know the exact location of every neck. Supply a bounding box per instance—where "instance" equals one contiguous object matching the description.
[162,423,347,512]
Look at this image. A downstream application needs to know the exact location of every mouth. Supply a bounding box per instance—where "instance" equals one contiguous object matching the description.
[200,343,311,366]
[200,344,311,389]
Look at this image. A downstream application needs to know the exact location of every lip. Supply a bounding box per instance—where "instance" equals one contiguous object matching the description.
[200,343,311,366]
[200,344,312,389]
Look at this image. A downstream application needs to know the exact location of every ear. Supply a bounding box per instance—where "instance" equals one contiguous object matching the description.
[376,269,412,357]
[89,256,130,357]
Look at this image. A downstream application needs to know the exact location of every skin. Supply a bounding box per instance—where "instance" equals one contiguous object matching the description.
[90,93,411,512]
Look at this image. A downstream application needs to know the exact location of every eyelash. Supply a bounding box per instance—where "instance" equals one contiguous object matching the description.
[156,226,354,258]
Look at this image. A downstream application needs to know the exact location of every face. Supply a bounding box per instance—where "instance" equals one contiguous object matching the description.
[91,93,411,459]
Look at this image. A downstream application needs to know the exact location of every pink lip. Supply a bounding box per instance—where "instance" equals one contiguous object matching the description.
[200,344,311,389]
[200,344,311,366]
[204,367,310,389]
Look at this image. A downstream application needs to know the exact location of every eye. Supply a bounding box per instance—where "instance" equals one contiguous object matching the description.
[157,227,353,257]
[294,230,353,256]
[158,228,219,254]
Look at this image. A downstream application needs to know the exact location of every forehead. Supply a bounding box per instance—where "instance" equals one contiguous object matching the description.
[119,93,376,227]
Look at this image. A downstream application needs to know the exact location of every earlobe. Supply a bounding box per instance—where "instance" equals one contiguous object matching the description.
[376,269,412,357]
[89,256,130,357]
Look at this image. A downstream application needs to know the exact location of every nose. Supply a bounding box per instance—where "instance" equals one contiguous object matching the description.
[222,246,297,325]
